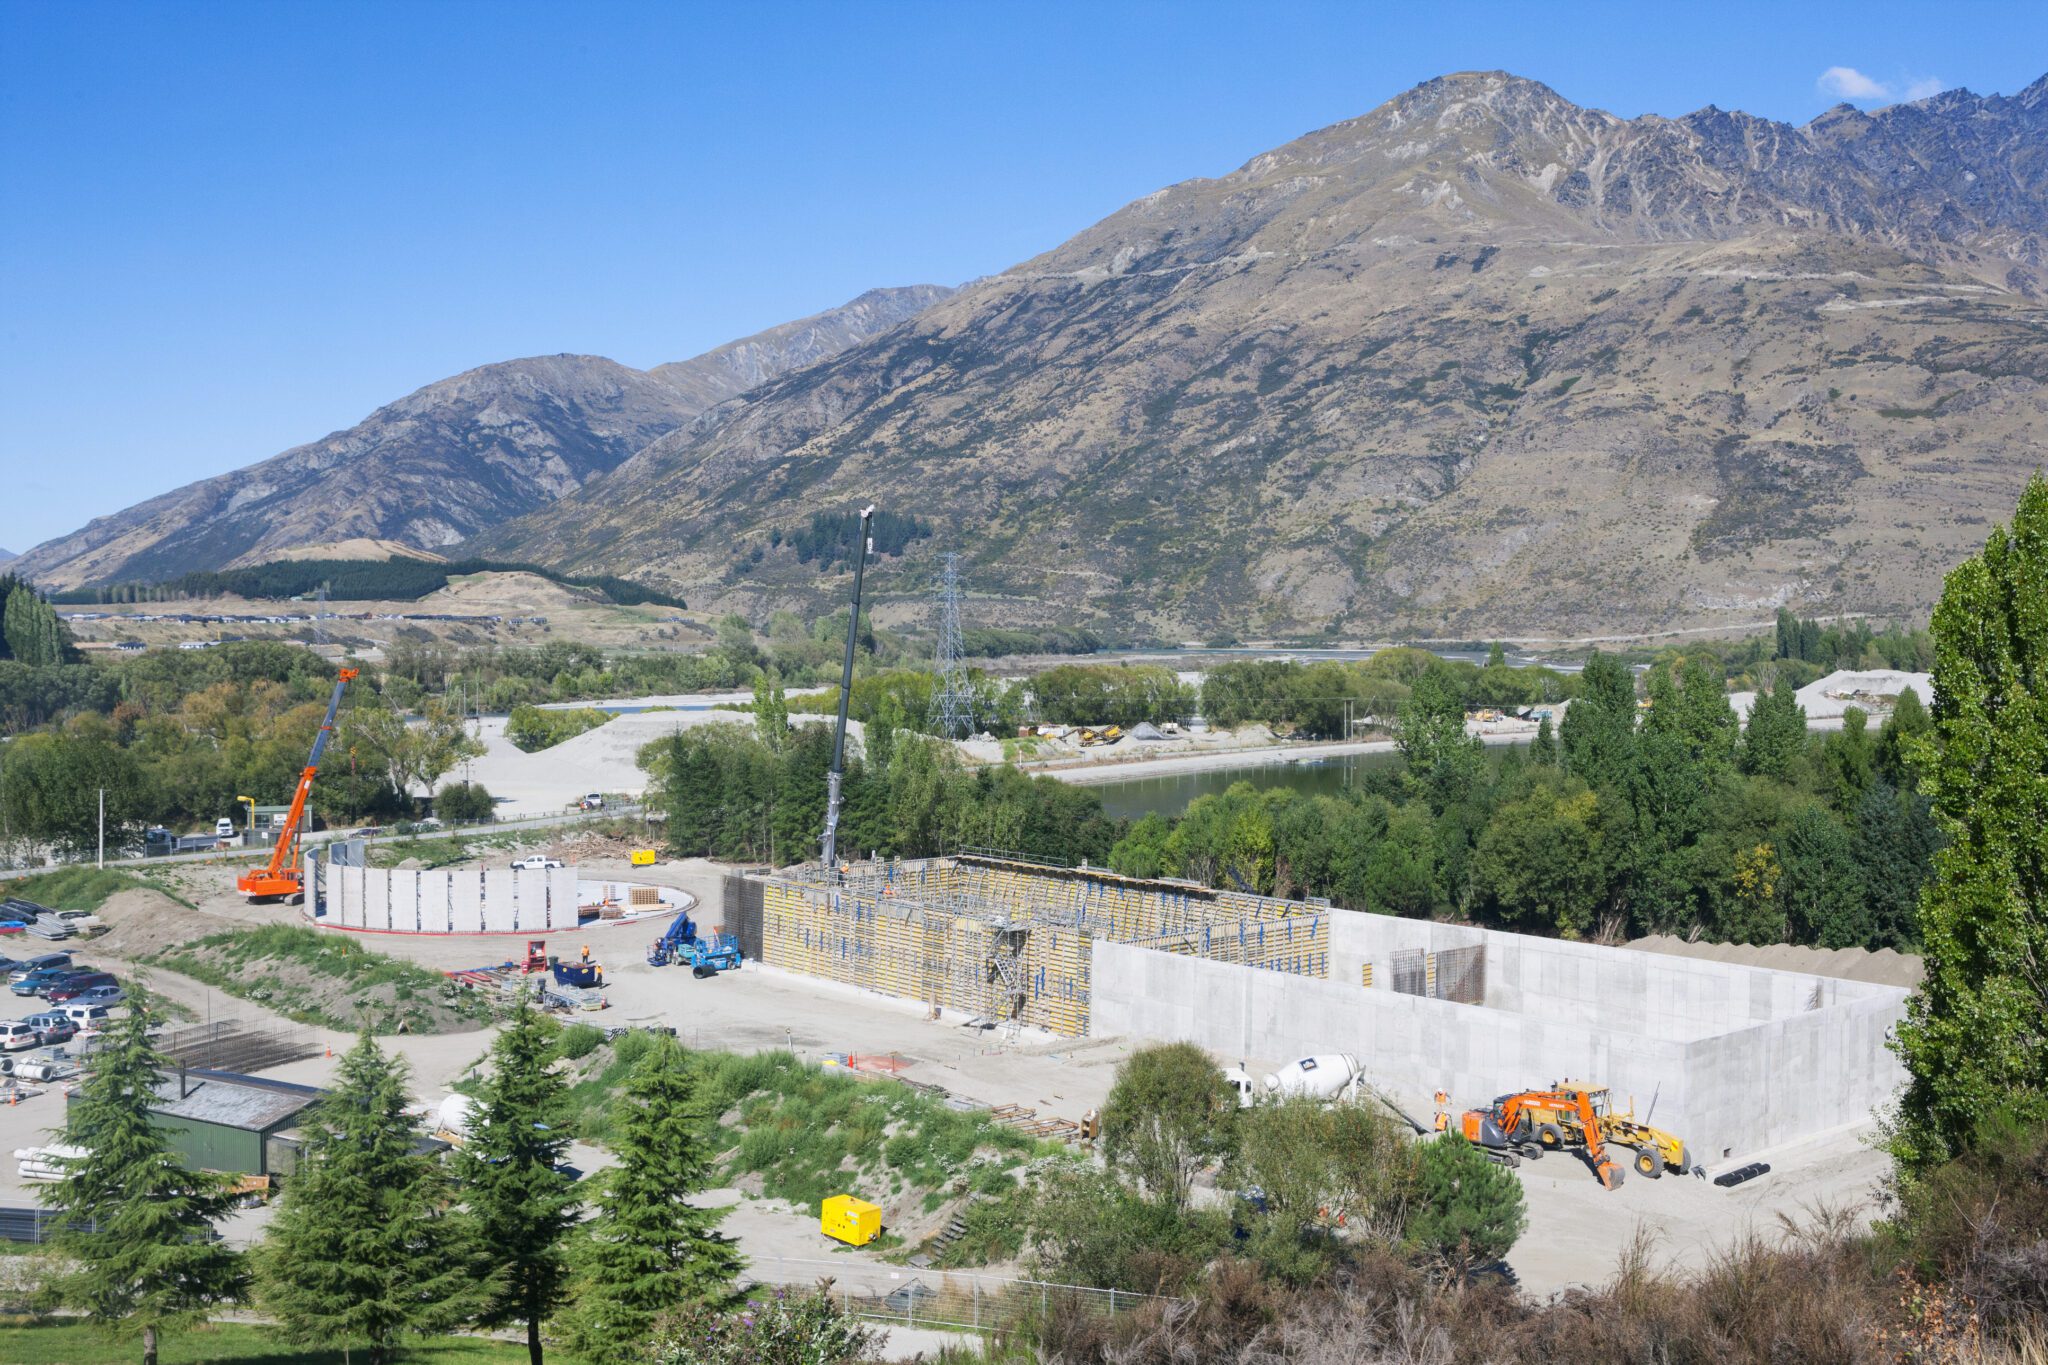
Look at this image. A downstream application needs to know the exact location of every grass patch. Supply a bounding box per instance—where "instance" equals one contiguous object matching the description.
[0,1320,560,1364]
[158,924,495,1034]
[0,867,187,912]
[696,1049,1063,1213]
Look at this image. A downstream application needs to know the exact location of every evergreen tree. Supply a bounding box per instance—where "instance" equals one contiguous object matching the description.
[1740,678,1807,780]
[262,1035,489,1363]
[559,1038,743,1358]
[40,994,247,1365]
[1876,686,1933,787]
[1893,474,2048,1175]
[1777,805,1867,948]
[1560,652,1636,791]
[458,1006,580,1365]
[1408,1132,1527,1279]
[1530,715,1557,766]
[1854,779,1941,950]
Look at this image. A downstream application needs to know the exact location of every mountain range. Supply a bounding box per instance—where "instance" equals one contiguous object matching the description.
[20,71,2048,639]
[10,286,950,590]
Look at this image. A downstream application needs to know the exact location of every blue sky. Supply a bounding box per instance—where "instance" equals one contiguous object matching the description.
[3,0,2042,555]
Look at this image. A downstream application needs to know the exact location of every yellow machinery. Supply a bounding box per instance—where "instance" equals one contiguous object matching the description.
[821,1194,882,1246]
[630,849,657,867]
[1522,1085,1690,1178]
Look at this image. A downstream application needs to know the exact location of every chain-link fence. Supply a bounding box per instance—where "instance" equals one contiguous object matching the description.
[745,1257,1166,1335]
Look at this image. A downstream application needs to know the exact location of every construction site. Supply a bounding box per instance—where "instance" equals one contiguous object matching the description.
[731,853,1908,1163]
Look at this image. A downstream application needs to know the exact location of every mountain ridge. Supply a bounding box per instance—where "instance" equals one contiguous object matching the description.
[11,284,953,590]
[472,69,2048,638]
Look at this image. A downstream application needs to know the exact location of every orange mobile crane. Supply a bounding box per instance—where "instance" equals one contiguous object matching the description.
[1459,1088,1626,1190]
[237,667,357,903]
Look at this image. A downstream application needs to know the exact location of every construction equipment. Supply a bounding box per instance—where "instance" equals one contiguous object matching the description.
[522,940,550,974]
[1459,1088,1626,1189]
[550,955,603,990]
[1076,725,1123,747]
[1521,1086,1690,1179]
[821,1194,882,1247]
[629,849,657,867]
[238,668,357,902]
[645,912,742,977]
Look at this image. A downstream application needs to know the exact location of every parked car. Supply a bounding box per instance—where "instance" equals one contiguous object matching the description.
[45,972,116,1004]
[23,1012,76,1045]
[7,952,72,983]
[59,1003,113,1031]
[10,966,85,997]
[0,1021,40,1051]
[578,793,605,810]
[70,984,124,1008]
[514,855,565,871]
[215,816,236,838]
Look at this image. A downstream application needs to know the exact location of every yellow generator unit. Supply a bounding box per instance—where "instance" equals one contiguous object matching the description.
[630,849,657,867]
[821,1194,882,1247]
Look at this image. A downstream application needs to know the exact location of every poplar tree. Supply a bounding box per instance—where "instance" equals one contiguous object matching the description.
[262,1035,489,1363]
[559,1037,742,1358]
[1893,474,2048,1174]
[40,995,247,1365]
[458,1006,580,1365]
[1740,678,1807,781]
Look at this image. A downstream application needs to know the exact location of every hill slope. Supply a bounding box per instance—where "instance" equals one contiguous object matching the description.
[479,71,2048,639]
[13,285,951,590]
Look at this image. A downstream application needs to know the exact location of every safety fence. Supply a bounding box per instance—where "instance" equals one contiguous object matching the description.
[747,1257,1168,1335]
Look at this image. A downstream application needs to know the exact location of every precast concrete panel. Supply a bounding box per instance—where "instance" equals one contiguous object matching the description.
[362,868,390,931]
[513,872,548,931]
[419,873,452,933]
[549,867,577,929]
[323,860,342,922]
[451,871,484,934]
[387,870,420,932]
[338,867,366,928]
[483,869,517,933]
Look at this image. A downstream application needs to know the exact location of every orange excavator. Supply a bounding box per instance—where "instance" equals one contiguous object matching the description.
[237,667,357,904]
[1459,1088,1626,1190]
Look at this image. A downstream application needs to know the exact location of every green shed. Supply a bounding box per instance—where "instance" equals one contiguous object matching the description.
[145,1071,323,1177]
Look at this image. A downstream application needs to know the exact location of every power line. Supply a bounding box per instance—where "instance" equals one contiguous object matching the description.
[927,554,977,739]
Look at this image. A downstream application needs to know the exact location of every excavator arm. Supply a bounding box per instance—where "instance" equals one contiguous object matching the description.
[237,668,356,902]
[1489,1089,1626,1190]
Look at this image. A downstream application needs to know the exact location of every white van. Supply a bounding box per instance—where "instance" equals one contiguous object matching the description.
[215,817,236,839]
[60,1004,113,1031]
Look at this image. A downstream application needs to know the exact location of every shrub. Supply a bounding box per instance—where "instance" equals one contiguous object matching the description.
[434,780,496,822]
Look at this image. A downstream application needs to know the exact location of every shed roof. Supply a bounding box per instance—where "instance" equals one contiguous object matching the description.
[150,1075,319,1133]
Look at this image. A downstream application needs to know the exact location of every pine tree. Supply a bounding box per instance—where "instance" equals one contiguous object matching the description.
[559,1038,743,1358]
[457,1006,580,1365]
[261,1035,490,1364]
[1740,678,1807,781]
[1530,715,1557,766]
[1408,1132,1527,1279]
[40,993,247,1365]
[1893,474,2048,1175]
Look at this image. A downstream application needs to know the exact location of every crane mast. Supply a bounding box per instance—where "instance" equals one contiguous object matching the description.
[237,666,356,903]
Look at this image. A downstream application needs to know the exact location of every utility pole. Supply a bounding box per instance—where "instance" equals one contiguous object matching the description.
[821,505,875,873]
[97,788,104,870]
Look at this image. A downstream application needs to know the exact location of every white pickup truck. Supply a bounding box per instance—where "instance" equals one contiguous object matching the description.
[513,855,565,871]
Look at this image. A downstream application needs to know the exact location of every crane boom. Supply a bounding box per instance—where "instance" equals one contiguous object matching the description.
[237,667,357,902]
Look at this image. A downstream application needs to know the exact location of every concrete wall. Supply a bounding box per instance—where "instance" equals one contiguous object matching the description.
[1330,910,1896,1043]
[308,863,586,935]
[1092,927,1910,1160]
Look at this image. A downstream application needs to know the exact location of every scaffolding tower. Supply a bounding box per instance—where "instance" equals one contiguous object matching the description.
[926,554,977,739]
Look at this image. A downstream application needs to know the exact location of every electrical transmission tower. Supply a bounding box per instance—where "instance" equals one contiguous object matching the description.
[927,554,977,739]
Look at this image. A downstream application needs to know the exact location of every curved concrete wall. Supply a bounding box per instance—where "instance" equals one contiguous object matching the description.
[316,860,579,933]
